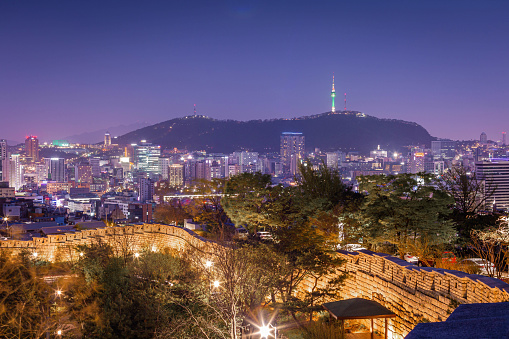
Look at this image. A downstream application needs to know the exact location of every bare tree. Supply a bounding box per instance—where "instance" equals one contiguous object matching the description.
[439,165,496,214]
[470,217,509,279]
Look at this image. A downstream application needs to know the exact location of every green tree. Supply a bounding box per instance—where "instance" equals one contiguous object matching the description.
[357,173,456,257]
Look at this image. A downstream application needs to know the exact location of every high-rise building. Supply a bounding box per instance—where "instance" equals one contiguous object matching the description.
[9,154,24,190]
[36,163,48,183]
[134,141,161,176]
[138,177,154,202]
[75,164,93,183]
[0,140,8,182]
[408,148,425,174]
[25,136,39,162]
[280,132,305,175]
[238,151,259,173]
[480,132,488,145]
[159,157,171,180]
[168,164,184,186]
[104,132,111,147]
[326,152,339,168]
[431,140,456,160]
[45,158,66,182]
[503,132,506,146]
[476,159,509,211]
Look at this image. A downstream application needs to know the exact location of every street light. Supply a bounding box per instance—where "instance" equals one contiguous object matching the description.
[258,323,276,339]
[205,260,213,268]
[212,280,220,288]
[56,329,62,336]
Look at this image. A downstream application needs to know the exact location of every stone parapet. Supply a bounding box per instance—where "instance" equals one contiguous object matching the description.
[1,226,507,338]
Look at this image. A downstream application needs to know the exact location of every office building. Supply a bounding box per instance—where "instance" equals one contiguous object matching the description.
[9,154,23,190]
[0,140,8,182]
[134,141,161,176]
[238,151,259,173]
[75,164,93,183]
[480,132,488,145]
[45,158,66,182]
[408,148,425,174]
[280,132,305,175]
[25,136,39,162]
[476,159,509,211]
[104,132,111,147]
[168,164,184,186]
[431,140,456,160]
[159,157,171,180]
[138,177,154,202]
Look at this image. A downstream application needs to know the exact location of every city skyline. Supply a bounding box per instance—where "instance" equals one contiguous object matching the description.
[1,0,508,142]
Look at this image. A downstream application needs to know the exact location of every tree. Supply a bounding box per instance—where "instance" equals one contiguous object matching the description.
[470,216,509,279]
[438,165,498,242]
[222,172,273,234]
[438,165,495,215]
[0,254,56,339]
[153,201,190,226]
[357,173,456,258]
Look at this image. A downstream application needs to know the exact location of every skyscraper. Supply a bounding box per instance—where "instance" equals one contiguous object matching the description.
[134,141,161,177]
[45,158,66,182]
[0,140,8,182]
[476,159,509,211]
[480,132,488,145]
[503,132,506,146]
[25,135,39,162]
[9,154,24,190]
[169,164,184,186]
[104,132,111,147]
[409,147,425,174]
[280,132,305,175]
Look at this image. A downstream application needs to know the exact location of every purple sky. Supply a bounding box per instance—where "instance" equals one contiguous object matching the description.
[1,0,508,143]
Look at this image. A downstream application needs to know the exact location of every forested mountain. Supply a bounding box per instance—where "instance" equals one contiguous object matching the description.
[113,111,433,153]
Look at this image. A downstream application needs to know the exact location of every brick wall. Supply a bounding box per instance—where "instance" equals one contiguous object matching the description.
[1,225,508,338]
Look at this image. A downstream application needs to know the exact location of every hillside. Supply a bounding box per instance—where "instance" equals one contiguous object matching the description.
[113,111,434,154]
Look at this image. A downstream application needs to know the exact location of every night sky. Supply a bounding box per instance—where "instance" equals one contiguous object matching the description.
[1,0,508,143]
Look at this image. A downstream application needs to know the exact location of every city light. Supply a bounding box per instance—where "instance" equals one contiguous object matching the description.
[205,260,213,268]
[213,280,220,288]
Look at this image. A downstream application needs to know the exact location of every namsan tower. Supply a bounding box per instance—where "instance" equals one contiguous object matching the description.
[331,74,336,113]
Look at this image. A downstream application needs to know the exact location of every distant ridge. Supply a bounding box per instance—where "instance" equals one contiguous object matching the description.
[114,111,433,154]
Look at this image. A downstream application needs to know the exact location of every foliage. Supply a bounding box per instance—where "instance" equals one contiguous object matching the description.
[153,201,190,226]
[356,173,456,257]
[0,254,55,339]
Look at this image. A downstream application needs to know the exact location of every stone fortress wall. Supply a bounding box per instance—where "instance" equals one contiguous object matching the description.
[1,223,509,338]
[300,250,509,338]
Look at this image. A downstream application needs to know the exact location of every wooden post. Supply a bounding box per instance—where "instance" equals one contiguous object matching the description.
[342,319,345,338]
[385,318,388,339]
[371,318,374,339]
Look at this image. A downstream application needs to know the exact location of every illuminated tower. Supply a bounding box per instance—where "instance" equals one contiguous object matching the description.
[104,132,111,147]
[331,74,336,113]
[25,135,39,162]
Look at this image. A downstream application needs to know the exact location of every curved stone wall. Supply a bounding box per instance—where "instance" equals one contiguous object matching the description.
[299,250,509,338]
[1,224,508,338]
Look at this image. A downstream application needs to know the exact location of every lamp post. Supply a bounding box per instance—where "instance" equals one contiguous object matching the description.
[259,323,276,339]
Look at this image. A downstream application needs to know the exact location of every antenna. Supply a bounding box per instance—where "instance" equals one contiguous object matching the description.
[194,104,196,116]
[344,93,347,111]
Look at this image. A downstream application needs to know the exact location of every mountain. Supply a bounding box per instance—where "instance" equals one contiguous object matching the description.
[114,111,434,154]
[64,122,151,144]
